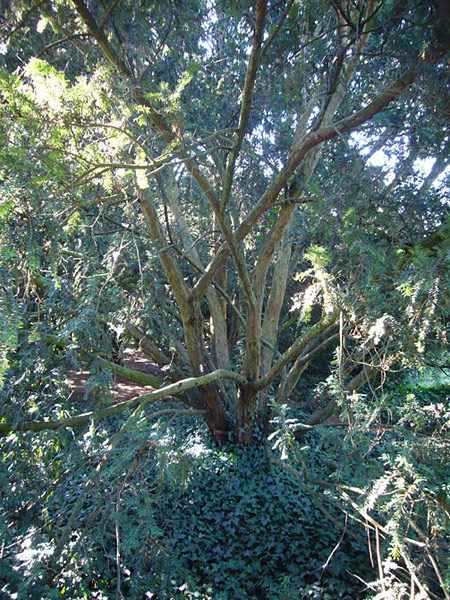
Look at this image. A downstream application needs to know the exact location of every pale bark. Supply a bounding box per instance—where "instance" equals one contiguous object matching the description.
[0,369,247,436]
[164,173,231,374]
[137,188,201,368]
[260,217,294,368]
[318,0,377,128]
[253,308,340,391]
[101,359,163,389]
[238,201,296,436]
[137,186,230,437]
[193,67,418,301]
[257,212,294,421]
[276,329,340,403]
[137,187,190,316]
[252,204,296,301]
[220,0,267,211]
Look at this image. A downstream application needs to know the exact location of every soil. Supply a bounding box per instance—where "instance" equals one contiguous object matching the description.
[68,348,162,402]
[67,352,345,428]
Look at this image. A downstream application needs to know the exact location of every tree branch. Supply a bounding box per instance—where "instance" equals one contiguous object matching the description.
[100,358,163,389]
[136,185,190,315]
[193,65,418,299]
[71,0,130,76]
[276,329,340,402]
[260,0,296,59]
[253,308,340,390]
[220,0,267,211]
[0,369,248,436]
[252,203,295,301]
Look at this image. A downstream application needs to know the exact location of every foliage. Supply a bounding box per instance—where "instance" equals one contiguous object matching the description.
[268,372,450,599]
[1,375,448,598]
[0,413,372,600]
[0,0,449,598]
[150,444,371,599]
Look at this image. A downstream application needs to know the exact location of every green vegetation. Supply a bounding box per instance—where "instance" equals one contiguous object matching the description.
[0,0,449,598]
[1,377,449,599]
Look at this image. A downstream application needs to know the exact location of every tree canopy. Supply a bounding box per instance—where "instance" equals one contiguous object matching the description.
[0,0,450,598]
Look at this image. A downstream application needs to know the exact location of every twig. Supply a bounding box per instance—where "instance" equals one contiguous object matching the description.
[426,550,450,600]
[115,490,124,600]
[260,0,296,59]
[376,526,386,595]
[319,513,348,582]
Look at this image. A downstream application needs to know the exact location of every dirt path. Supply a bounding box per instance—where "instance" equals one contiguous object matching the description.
[68,349,162,402]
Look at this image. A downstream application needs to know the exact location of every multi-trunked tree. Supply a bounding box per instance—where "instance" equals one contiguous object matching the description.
[1,0,449,445]
[1,2,450,596]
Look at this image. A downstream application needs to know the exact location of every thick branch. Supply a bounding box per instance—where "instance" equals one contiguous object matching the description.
[0,369,248,436]
[276,329,340,402]
[137,186,190,315]
[71,0,130,76]
[193,66,418,299]
[253,308,340,390]
[215,210,257,309]
[245,67,418,237]
[242,203,295,387]
[220,0,267,211]
[252,203,295,301]
[101,359,163,389]
[162,173,232,375]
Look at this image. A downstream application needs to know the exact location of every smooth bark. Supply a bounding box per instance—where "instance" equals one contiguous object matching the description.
[0,369,247,437]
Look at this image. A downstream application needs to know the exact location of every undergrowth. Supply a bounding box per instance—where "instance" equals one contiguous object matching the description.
[0,376,449,599]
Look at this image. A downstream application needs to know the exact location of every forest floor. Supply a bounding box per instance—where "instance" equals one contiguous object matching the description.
[67,351,344,426]
[67,348,162,402]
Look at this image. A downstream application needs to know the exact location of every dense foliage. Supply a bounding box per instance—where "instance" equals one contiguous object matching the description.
[0,0,449,598]
[1,376,449,598]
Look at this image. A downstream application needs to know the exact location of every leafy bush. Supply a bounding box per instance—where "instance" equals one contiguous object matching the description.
[1,375,448,599]
[276,376,450,600]
[143,442,372,599]
[0,418,373,600]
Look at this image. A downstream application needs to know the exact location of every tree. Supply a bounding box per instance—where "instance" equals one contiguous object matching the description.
[0,0,449,447]
[1,2,450,598]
